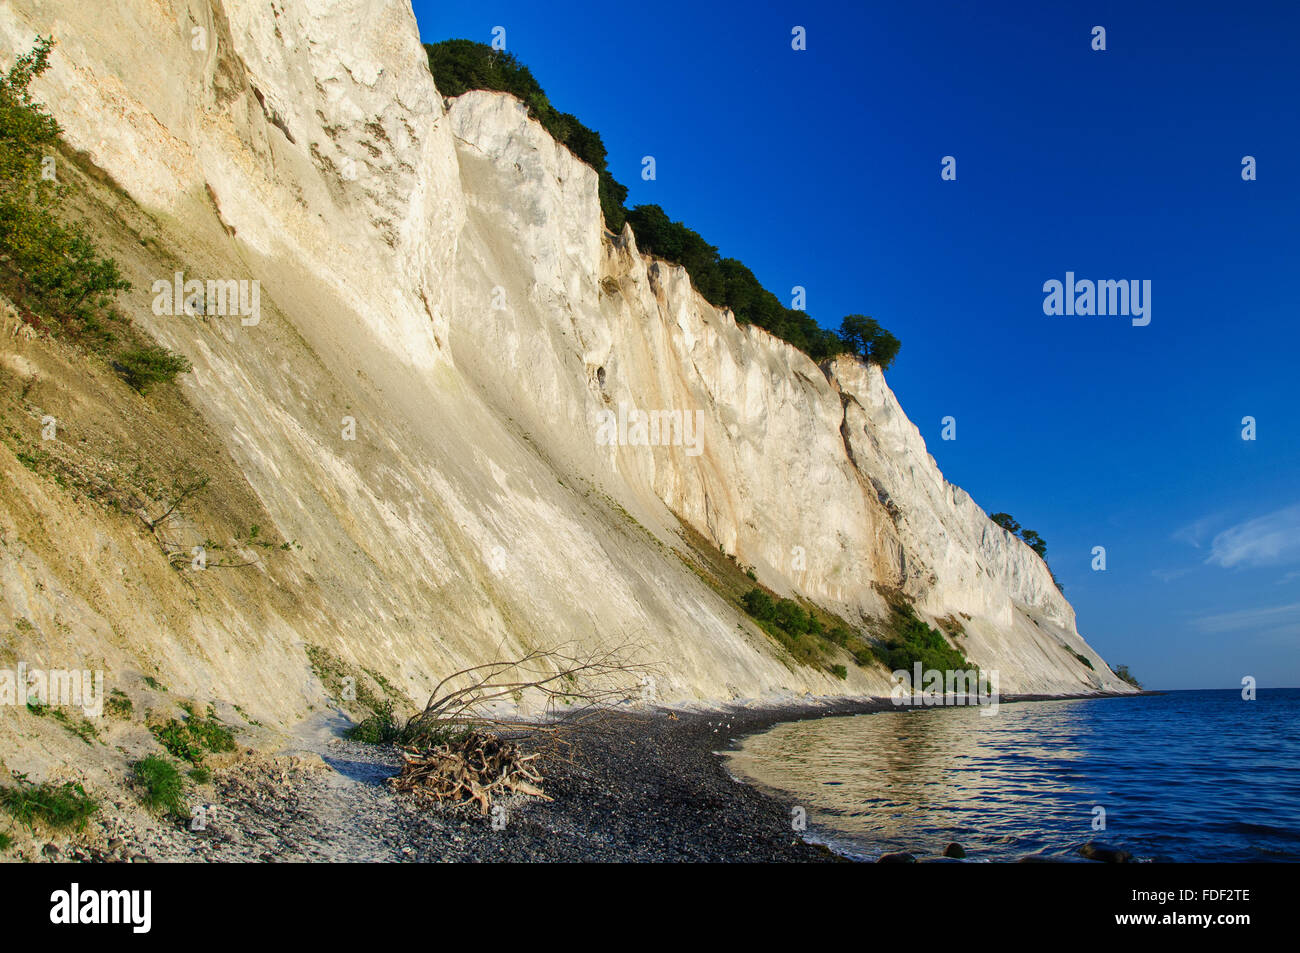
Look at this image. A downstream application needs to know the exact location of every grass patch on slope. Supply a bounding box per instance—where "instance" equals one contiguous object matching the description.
[0,773,98,831]
[148,702,235,764]
[305,644,413,743]
[669,518,869,676]
[130,754,186,817]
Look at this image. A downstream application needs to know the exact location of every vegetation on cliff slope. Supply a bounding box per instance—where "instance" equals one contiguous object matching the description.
[0,36,188,391]
[426,40,629,231]
[425,39,899,367]
[0,774,98,832]
[1113,664,1142,690]
[871,599,974,677]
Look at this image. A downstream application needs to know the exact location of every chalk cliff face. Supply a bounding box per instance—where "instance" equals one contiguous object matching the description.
[0,0,1132,726]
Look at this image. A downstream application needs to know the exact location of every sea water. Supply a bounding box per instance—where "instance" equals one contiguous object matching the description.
[725,689,1300,862]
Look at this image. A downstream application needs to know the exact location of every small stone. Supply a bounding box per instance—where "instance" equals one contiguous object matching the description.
[943,842,966,859]
[876,851,917,864]
[1078,841,1133,863]
[42,843,59,858]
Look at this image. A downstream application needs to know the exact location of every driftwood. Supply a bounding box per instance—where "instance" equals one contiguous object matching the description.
[387,730,551,814]
[404,641,654,739]
[388,641,657,815]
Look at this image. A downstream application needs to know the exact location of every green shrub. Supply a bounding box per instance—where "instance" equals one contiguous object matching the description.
[344,700,403,745]
[0,37,130,335]
[1073,652,1095,670]
[150,705,235,764]
[50,707,98,744]
[872,601,975,678]
[1113,664,1142,689]
[106,689,133,719]
[741,588,776,622]
[829,664,848,680]
[131,755,185,816]
[150,719,204,763]
[0,773,97,830]
[1,38,191,395]
[116,344,192,394]
[739,587,865,669]
[774,598,810,637]
[344,702,475,748]
[624,205,858,361]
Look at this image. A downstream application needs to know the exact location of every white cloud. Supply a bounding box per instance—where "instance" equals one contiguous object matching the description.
[1173,514,1223,549]
[1193,602,1300,634]
[1206,503,1300,569]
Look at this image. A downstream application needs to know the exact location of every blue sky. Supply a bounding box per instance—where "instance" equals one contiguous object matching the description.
[413,0,1300,689]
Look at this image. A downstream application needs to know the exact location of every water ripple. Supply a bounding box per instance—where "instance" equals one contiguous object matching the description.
[725,689,1300,862]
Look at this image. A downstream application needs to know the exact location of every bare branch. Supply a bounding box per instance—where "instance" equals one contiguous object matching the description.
[140,475,209,532]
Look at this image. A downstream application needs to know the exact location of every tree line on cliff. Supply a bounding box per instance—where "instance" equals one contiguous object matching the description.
[426,39,900,368]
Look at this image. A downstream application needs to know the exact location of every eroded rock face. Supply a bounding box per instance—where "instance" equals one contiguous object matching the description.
[444,89,1122,695]
[0,0,1131,719]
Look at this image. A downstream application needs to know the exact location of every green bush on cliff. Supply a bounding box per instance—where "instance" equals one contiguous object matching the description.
[839,314,901,371]
[0,37,129,333]
[623,204,854,361]
[344,700,403,744]
[741,587,858,677]
[425,40,627,231]
[741,587,776,622]
[872,601,973,677]
[117,343,193,394]
[1113,664,1142,689]
[0,37,190,391]
[773,598,811,636]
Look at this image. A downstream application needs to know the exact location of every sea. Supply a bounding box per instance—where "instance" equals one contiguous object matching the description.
[724,688,1300,862]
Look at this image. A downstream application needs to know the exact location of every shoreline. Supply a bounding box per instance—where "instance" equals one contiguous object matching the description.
[5,691,1149,863]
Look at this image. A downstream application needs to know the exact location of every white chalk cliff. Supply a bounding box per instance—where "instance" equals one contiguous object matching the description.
[0,0,1133,724]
